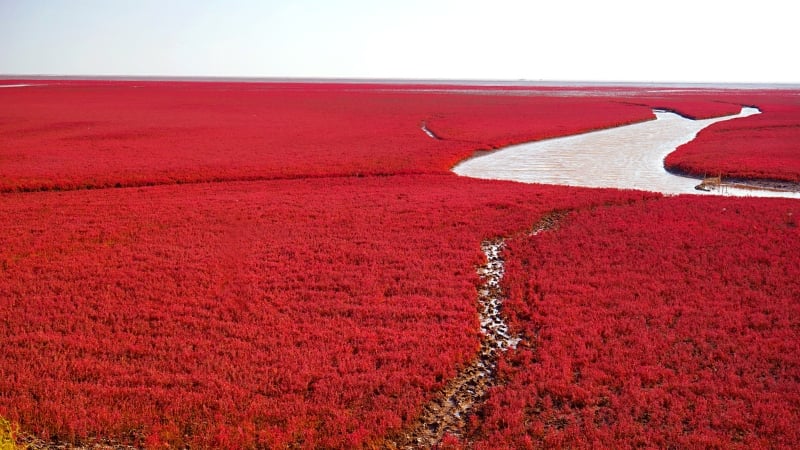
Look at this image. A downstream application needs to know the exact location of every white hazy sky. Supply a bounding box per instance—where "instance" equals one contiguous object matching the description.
[1,0,797,83]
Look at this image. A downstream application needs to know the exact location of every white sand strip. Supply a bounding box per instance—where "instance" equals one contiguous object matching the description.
[421,122,438,139]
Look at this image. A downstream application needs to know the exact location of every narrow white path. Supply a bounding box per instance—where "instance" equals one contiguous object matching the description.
[420,122,438,139]
[397,212,566,448]
[0,84,34,88]
[400,238,517,448]
[453,107,800,199]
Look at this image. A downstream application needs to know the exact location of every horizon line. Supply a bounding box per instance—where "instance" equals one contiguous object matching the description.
[2,74,799,89]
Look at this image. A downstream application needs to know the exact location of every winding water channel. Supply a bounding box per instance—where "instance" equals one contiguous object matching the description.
[452,107,800,199]
[405,106,800,447]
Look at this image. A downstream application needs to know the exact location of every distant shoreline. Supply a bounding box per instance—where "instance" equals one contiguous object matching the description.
[1,74,798,90]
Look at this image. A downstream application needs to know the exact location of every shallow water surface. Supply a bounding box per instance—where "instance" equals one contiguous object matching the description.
[453,107,800,199]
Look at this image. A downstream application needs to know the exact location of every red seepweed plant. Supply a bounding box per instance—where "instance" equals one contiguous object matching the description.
[0,80,798,448]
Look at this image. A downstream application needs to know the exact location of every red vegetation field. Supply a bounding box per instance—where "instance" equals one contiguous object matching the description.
[0,176,649,448]
[1,80,798,448]
[475,197,800,448]
[0,81,657,192]
[628,96,745,120]
[665,92,800,183]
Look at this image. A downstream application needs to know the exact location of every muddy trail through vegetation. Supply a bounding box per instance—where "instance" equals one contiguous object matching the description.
[390,212,567,448]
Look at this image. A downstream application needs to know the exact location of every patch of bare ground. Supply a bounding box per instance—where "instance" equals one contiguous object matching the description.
[16,434,142,450]
[387,212,567,449]
[693,173,800,193]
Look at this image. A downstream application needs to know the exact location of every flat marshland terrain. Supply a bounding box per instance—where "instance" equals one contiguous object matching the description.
[0,80,798,449]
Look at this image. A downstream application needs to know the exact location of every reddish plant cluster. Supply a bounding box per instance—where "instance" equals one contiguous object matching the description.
[1,80,799,448]
[665,92,800,183]
[423,96,653,150]
[470,197,800,448]
[0,81,657,193]
[635,97,745,119]
[0,173,646,448]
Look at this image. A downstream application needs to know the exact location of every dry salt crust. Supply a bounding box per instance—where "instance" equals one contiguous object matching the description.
[451,107,800,199]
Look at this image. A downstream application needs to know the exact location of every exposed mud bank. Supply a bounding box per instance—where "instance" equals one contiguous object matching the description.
[715,178,800,193]
[392,213,565,448]
[666,167,800,193]
[17,434,139,450]
[392,240,513,448]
